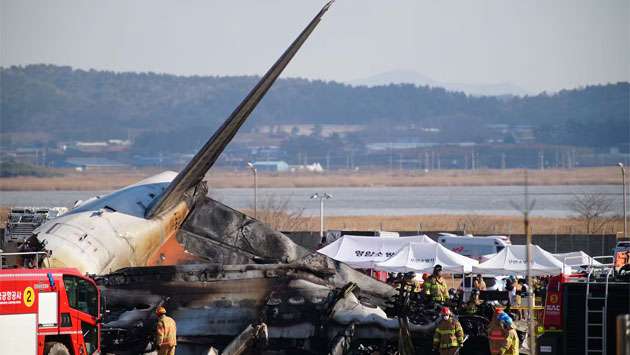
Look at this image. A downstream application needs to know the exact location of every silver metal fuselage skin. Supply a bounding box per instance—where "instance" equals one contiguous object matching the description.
[33,171,189,274]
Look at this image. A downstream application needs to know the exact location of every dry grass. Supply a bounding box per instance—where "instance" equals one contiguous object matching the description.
[279,214,625,235]
[0,167,622,191]
[0,204,621,236]
[0,207,8,226]
[0,168,164,191]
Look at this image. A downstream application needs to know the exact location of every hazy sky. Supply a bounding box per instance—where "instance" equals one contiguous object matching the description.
[2,0,629,93]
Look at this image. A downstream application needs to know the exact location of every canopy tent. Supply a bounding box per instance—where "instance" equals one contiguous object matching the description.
[317,235,435,269]
[472,245,568,276]
[374,242,479,273]
[553,251,602,267]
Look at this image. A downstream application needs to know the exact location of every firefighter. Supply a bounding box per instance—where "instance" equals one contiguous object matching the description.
[421,272,430,291]
[425,264,449,303]
[488,309,515,355]
[432,307,465,355]
[462,289,481,315]
[496,313,519,355]
[473,274,486,290]
[155,306,177,355]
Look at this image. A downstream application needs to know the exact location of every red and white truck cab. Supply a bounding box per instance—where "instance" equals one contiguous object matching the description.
[0,268,101,355]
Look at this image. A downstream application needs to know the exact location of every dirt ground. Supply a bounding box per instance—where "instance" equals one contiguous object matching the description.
[0,166,622,190]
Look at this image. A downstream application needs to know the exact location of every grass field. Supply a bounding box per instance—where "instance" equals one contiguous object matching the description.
[1,204,622,236]
[0,166,622,190]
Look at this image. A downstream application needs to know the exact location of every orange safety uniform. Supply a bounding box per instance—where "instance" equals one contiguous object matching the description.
[433,318,465,355]
[488,321,507,355]
[156,314,177,355]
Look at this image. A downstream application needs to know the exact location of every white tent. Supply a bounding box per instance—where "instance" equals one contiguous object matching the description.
[553,251,602,267]
[472,245,568,276]
[375,242,479,273]
[317,235,436,269]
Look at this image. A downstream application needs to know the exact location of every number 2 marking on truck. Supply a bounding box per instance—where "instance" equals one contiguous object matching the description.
[23,287,35,307]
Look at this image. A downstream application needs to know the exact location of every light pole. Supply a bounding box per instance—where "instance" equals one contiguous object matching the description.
[619,163,627,238]
[310,192,332,239]
[247,162,257,219]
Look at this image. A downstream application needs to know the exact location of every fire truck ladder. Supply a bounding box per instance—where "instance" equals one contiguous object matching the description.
[584,261,614,355]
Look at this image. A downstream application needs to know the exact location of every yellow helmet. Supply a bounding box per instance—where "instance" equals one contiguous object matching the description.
[156,306,167,315]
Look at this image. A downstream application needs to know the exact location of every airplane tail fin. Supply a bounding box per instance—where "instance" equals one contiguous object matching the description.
[147,1,334,218]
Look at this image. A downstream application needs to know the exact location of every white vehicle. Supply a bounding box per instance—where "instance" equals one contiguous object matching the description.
[459,275,507,302]
[437,233,511,261]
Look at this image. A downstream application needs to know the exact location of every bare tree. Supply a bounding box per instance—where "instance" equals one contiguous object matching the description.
[249,194,312,232]
[457,214,496,235]
[566,193,614,234]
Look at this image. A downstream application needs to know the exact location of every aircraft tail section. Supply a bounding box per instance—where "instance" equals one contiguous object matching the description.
[147,1,334,218]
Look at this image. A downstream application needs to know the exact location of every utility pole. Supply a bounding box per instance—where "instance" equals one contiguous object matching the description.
[511,170,536,354]
[619,163,627,238]
[523,170,536,354]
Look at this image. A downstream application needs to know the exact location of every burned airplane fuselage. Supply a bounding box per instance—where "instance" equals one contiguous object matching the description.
[97,193,452,354]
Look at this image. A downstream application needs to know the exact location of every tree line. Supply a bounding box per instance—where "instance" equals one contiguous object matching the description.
[1,64,628,152]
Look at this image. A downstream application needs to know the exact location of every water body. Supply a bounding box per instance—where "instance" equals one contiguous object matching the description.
[1,185,623,218]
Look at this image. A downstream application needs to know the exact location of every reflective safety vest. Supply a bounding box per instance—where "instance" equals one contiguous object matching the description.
[156,315,177,347]
[502,328,519,355]
[463,300,480,314]
[488,323,507,355]
[433,319,464,349]
[426,276,449,302]
[414,280,422,293]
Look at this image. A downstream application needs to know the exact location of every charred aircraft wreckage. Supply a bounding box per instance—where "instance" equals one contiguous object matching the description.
[26,2,498,354]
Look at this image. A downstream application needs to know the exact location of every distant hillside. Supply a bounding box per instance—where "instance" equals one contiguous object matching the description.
[1,65,628,150]
[349,69,531,96]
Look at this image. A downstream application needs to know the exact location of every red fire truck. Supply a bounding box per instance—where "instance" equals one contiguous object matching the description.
[538,242,630,355]
[0,267,101,355]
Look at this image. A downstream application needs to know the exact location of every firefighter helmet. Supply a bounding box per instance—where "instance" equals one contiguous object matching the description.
[498,312,513,327]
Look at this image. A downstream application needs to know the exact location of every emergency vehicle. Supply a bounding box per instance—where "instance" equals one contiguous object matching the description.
[437,233,511,261]
[0,267,101,355]
[537,241,630,355]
